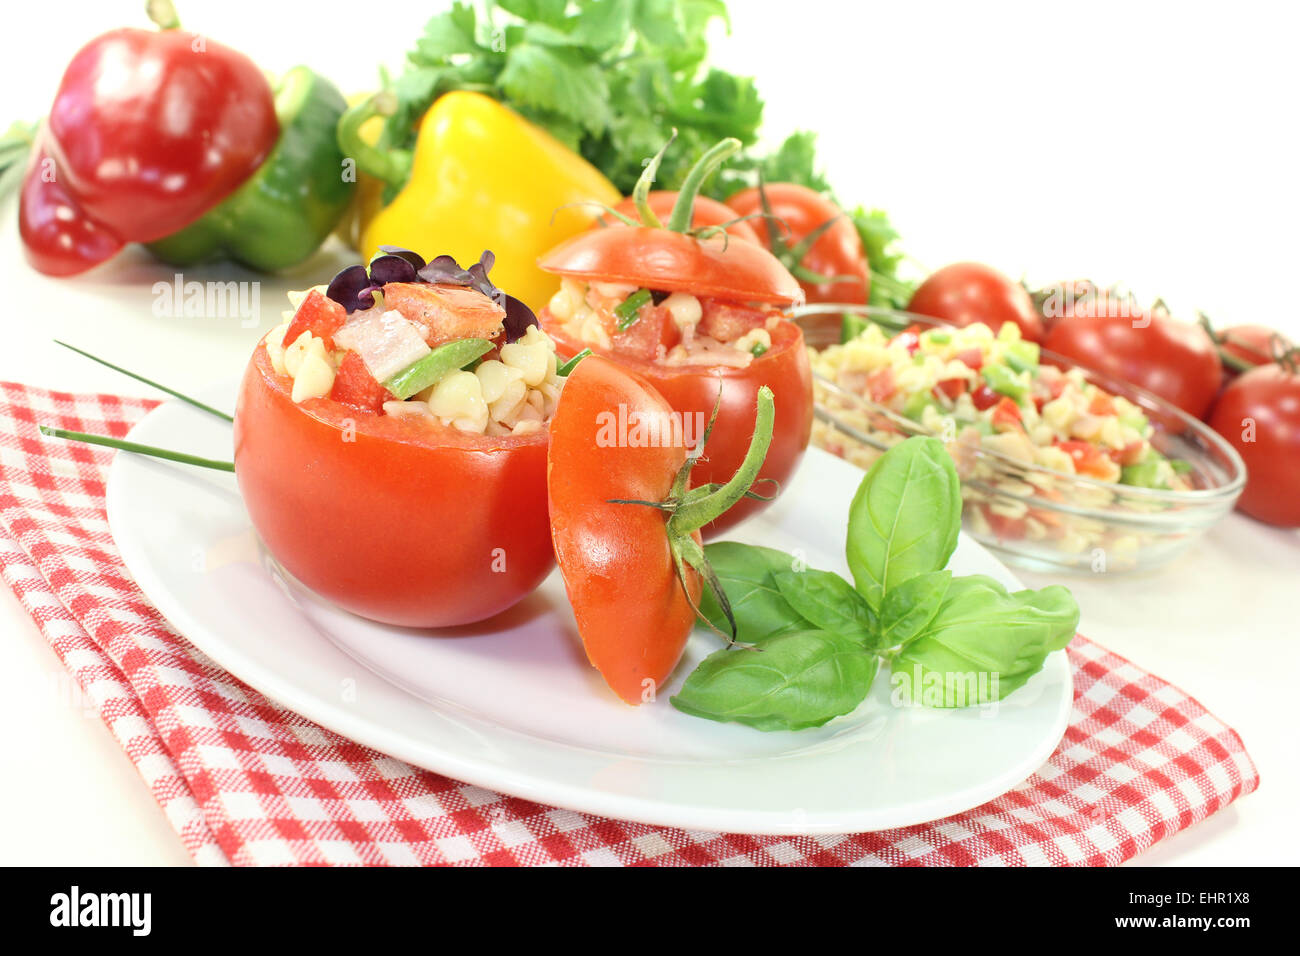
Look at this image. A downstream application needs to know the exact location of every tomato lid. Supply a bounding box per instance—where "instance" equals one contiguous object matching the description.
[538,226,804,306]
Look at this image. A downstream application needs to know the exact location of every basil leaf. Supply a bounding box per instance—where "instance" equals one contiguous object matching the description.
[671,629,878,731]
[877,570,951,651]
[890,576,1079,707]
[771,569,877,647]
[698,542,805,643]
[846,436,961,610]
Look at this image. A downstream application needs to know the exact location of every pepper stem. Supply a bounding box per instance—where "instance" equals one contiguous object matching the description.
[146,0,181,30]
[336,93,413,190]
[667,137,742,234]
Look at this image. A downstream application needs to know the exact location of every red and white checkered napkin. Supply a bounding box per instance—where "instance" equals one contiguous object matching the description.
[0,382,1259,866]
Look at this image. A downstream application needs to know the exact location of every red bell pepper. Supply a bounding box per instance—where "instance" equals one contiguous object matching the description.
[18,6,278,276]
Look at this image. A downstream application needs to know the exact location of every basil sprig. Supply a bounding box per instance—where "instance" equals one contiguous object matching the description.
[670,436,1080,731]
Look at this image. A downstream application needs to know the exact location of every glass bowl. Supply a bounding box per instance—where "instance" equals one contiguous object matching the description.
[796,304,1246,573]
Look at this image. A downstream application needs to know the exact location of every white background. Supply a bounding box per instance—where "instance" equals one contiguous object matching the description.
[0,0,1295,865]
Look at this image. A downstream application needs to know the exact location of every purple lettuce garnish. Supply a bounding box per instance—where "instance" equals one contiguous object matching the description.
[378,246,426,271]
[326,264,377,313]
[326,248,538,342]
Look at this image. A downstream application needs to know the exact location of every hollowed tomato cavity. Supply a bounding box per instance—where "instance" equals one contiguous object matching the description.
[265,287,563,438]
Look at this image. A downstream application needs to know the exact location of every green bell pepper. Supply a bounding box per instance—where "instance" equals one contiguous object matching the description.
[146,66,353,272]
[981,364,1030,402]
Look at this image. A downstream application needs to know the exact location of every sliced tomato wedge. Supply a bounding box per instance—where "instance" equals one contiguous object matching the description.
[547,356,702,704]
[547,354,776,704]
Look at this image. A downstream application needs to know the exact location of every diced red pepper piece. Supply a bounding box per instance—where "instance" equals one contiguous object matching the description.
[329,350,393,414]
[1088,392,1117,416]
[1055,439,1114,479]
[955,347,984,370]
[1108,439,1146,466]
[697,298,768,343]
[892,326,922,354]
[284,289,346,350]
[867,367,896,403]
[984,507,1028,540]
[991,397,1023,431]
[933,377,967,402]
[972,384,1001,410]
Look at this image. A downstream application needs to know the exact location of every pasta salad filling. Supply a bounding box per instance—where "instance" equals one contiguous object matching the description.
[813,320,1192,490]
[543,277,783,368]
[264,283,562,438]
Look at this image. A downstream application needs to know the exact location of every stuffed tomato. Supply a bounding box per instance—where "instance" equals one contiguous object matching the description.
[233,249,558,627]
[537,137,812,535]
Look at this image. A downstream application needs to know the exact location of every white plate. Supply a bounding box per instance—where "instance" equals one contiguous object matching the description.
[106,385,1072,835]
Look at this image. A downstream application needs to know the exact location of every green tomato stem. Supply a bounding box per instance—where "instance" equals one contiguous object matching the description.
[632,132,675,228]
[667,137,741,234]
[669,385,774,535]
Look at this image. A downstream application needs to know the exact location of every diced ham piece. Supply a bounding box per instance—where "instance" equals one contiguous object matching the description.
[333,308,431,383]
[382,282,506,347]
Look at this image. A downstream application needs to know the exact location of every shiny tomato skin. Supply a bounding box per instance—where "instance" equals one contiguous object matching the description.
[1044,308,1222,420]
[602,191,761,244]
[539,226,803,306]
[908,262,1044,343]
[726,183,870,305]
[544,318,813,537]
[547,355,702,704]
[233,345,554,627]
[1208,363,1300,527]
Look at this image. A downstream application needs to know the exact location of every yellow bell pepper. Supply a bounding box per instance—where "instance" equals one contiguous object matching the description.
[340,91,619,311]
